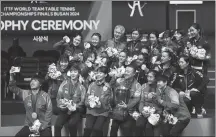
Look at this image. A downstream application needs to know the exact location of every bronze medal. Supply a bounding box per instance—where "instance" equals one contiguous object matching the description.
[32,112,37,119]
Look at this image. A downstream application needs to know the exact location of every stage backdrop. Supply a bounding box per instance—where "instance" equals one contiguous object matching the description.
[1,1,112,56]
[112,1,167,34]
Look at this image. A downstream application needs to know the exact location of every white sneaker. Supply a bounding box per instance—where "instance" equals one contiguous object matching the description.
[191,107,196,114]
[197,113,203,118]
[201,107,207,115]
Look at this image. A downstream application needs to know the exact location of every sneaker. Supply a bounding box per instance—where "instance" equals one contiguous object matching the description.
[191,107,196,114]
[201,107,207,115]
[197,113,203,118]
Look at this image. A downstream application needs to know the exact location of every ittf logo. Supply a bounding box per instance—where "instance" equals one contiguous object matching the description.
[128,1,147,17]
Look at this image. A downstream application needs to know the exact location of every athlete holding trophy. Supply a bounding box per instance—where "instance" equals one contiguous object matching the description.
[8,67,52,137]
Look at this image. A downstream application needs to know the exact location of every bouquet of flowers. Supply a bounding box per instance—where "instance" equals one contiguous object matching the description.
[142,106,156,114]
[95,56,107,67]
[67,100,77,112]
[125,55,138,65]
[48,63,62,79]
[59,98,70,107]
[63,35,70,43]
[84,42,91,49]
[189,46,206,60]
[29,119,41,136]
[109,66,126,78]
[131,111,141,120]
[88,95,100,108]
[163,110,178,125]
[88,71,97,81]
[105,47,119,57]
[85,60,93,68]
[151,55,159,65]
[69,53,83,61]
[31,120,41,131]
[59,98,76,112]
[142,106,160,125]
[148,113,160,126]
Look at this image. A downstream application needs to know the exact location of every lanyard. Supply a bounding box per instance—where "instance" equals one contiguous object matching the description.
[31,91,40,112]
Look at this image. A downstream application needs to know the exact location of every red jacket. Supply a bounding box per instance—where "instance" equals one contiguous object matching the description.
[105,38,127,52]
[85,82,112,117]
[139,83,163,114]
[156,86,191,121]
[9,80,52,130]
[111,78,142,113]
[57,80,86,109]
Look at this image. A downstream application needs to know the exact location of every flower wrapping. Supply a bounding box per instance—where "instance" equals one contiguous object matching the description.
[84,42,91,49]
[125,55,138,65]
[141,64,147,71]
[30,119,41,134]
[131,111,141,120]
[151,56,158,65]
[142,106,156,114]
[67,100,77,112]
[48,63,62,79]
[60,98,69,105]
[142,106,160,125]
[189,46,206,59]
[88,95,100,108]
[109,66,126,78]
[95,56,107,67]
[105,47,119,57]
[163,111,178,125]
[196,48,206,59]
[85,61,93,68]
[89,71,97,81]
[63,36,70,43]
[148,113,160,126]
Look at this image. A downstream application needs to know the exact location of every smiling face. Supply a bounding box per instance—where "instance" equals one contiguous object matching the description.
[124,66,135,79]
[114,28,123,40]
[188,26,200,39]
[132,30,140,41]
[91,35,100,46]
[87,53,96,62]
[147,72,156,84]
[174,31,182,41]
[150,33,157,44]
[157,80,167,89]
[73,35,82,46]
[178,57,189,70]
[161,52,171,64]
[30,79,41,89]
[70,69,79,80]
[135,54,145,66]
[118,52,127,63]
[59,61,68,70]
[96,71,106,81]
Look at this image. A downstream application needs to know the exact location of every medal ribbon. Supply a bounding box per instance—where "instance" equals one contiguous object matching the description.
[31,91,40,113]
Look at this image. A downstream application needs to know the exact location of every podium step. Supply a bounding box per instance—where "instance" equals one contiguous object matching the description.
[181,118,215,136]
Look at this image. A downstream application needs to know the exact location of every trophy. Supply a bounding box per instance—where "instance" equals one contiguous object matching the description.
[115,86,129,106]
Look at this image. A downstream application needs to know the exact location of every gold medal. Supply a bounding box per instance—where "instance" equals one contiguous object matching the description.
[32,112,37,119]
